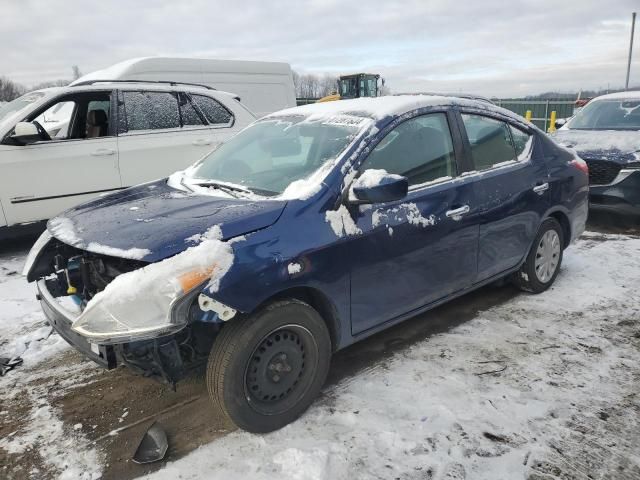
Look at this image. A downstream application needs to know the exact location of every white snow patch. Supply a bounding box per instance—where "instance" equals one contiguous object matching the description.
[325,205,362,237]
[85,242,150,261]
[353,168,403,188]
[48,216,151,260]
[287,262,302,275]
[184,225,224,245]
[404,203,436,227]
[553,129,640,159]
[48,216,82,248]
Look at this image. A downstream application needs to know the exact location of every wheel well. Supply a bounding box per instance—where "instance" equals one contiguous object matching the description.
[261,287,341,351]
[548,211,571,248]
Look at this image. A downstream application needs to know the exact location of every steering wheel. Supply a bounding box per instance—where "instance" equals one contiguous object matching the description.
[31,120,51,141]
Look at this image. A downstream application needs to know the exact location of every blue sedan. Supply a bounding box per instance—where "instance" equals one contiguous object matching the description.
[24,95,589,432]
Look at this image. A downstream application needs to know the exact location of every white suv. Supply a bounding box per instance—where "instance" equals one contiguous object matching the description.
[0,81,256,238]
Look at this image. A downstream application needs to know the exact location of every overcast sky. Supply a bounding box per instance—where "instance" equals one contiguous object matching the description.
[1,0,638,97]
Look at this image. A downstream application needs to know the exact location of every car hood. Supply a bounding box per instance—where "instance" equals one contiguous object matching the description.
[552,129,640,164]
[47,180,287,262]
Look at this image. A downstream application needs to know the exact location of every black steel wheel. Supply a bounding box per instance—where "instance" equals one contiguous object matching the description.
[206,299,331,433]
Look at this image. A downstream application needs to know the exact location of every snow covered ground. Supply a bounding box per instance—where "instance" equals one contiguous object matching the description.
[1,231,639,479]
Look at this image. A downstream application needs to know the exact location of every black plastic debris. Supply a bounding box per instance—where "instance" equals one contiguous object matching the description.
[133,422,168,464]
[0,357,23,376]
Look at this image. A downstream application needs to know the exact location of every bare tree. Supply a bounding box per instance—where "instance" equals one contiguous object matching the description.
[293,71,339,98]
[0,77,25,102]
[72,65,82,80]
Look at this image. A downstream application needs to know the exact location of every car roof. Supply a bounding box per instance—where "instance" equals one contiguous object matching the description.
[41,82,239,99]
[591,90,640,102]
[268,94,530,129]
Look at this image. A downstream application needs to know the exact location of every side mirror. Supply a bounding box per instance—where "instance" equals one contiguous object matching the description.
[11,122,42,145]
[350,169,408,204]
[554,118,567,129]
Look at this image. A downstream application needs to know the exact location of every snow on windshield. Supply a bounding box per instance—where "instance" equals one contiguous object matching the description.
[567,98,640,130]
[174,114,371,200]
[0,91,46,125]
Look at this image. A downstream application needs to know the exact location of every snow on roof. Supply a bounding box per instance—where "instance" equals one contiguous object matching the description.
[267,95,529,127]
[590,90,640,102]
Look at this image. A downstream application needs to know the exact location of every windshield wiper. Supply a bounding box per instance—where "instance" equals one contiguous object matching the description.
[194,181,252,198]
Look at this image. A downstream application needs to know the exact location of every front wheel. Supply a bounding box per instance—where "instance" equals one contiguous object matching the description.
[206,299,331,433]
[513,217,564,293]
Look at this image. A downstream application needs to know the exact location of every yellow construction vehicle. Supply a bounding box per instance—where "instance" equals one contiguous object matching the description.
[317,73,382,102]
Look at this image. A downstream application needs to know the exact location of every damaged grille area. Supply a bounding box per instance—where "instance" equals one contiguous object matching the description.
[35,237,221,384]
[41,238,147,306]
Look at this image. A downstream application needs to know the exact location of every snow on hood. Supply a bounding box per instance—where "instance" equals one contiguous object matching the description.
[46,180,287,262]
[48,216,151,260]
[552,129,640,161]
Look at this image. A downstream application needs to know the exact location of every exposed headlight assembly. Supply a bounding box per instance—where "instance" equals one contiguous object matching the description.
[71,232,235,344]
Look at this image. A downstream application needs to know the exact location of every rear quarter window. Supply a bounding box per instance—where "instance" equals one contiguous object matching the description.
[192,94,233,125]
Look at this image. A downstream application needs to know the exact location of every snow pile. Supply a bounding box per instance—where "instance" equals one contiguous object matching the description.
[352,168,403,189]
[75,225,235,338]
[48,216,151,261]
[325,205,362,237]
[287,263,302,275]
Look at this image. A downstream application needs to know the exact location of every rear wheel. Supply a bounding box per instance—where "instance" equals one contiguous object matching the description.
[513,218,564,293]
[206,299,331,433]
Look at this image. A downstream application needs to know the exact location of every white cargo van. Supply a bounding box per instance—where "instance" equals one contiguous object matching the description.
[72,57,297,118]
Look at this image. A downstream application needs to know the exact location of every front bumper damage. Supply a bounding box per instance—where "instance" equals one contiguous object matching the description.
[37,278,116,368]
[37,278,222,385]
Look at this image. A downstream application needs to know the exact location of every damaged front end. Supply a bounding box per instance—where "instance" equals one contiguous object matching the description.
[27,231,234,385]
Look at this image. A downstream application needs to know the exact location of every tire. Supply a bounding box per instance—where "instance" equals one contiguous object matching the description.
[206,299,331,433]
[512,217,564,294]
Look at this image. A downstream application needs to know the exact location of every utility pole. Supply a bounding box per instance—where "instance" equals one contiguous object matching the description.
[626,12,636,90]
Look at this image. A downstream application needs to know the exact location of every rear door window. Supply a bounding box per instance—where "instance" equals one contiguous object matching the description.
[461,114,517,170]
[360,112,457,187]
[192,94,233,125]
[509,125,533,160]
[120,91,180,132]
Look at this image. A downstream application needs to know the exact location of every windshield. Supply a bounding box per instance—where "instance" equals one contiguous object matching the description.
[187,115,366,196]
[568,99,640,130]
[0,91,46,124]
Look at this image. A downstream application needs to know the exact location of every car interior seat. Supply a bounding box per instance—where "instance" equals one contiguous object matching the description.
[86,110,108,138]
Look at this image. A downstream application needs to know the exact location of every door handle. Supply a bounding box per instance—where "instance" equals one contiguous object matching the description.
[91,148,116,156]
[445,205,470,220]
[533,182,549,195]
[192,139,212,146]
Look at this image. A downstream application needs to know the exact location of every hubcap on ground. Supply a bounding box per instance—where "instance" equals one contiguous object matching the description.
[535,229,560,283]
[246,328,306,404]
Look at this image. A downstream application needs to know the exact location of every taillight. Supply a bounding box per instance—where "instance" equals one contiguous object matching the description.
[570,158,589,175]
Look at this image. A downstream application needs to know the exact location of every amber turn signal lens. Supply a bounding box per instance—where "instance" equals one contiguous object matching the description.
[177,265,217,293]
